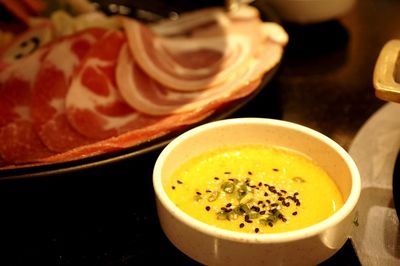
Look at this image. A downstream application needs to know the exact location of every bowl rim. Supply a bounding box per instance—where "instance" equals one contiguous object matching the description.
[153,117,361,243]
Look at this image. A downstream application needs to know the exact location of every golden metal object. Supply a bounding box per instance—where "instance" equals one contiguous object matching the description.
[374,39,400,102]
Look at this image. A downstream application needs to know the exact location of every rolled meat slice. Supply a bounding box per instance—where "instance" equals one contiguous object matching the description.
[117,13,287,116]
[32,28,107,152]
[122,6,261,91]
[116,43,262,115]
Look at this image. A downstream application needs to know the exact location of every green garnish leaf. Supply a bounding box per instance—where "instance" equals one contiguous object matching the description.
[237,184,250,201]
[207,191,219,202]
[259,218,269,226]
[240,192,254,204]
[248,211,260,219]
[266,209,282,223]
[221,181,235,194]
[238,203,250,214]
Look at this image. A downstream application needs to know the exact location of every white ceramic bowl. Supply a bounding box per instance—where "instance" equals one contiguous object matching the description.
[153,118,361,266]
[267,0,356,24]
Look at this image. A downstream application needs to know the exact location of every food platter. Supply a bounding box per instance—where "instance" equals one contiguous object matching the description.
[0,1,283,179]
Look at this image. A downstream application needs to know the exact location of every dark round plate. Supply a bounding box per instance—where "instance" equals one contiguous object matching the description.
[0,1,283,180]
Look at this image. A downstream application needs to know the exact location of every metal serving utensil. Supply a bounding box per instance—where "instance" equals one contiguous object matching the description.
[374,39,400,103]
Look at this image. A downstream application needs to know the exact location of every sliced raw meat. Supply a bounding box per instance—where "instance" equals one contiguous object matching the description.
[0,121,54,163]
[32,28,106,152]
[39,107,216,164]
[66,30,173,140]
[0,47,54,163]
[116,43,263,115]
[122,7,260,91]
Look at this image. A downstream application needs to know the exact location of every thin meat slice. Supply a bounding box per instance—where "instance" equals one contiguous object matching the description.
[0,46,54,163]
[0,121,54,163]
[32,28,106,152]
[38,107,216,165]
[65,30,175,140]
[122,5,286,92]
[122,7,258,91]
[116,43,263,115]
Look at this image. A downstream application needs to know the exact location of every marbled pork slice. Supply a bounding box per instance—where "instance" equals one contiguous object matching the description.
[0,45,54,164]
[31,28,107,152]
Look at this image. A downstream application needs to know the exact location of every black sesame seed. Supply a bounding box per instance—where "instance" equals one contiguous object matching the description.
[292,211,298,216]
[258,200,263,205]
[196,192,202,195]
[258,182,262,187]
[280,190,287,194]
[248,171,252,175]
[259,210,266,215]
[172,186,176,190]
[255,228,259,233]
[268,222,273,227]
[177,180,183,184]
[214,177,219,180]
[273,168,279,172]
[226,203,232,208]
[245,220,253,223]
[224,171,231,174]
[205,206,211,211]
[206,190,211,193]
[240,223,245,228]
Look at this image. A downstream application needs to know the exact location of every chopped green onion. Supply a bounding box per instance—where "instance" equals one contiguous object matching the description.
[207,191,219,202]
[248,211,260,219]
[221,182,235,194]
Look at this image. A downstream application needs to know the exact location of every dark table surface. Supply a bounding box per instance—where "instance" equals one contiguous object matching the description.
[1,0,400,265]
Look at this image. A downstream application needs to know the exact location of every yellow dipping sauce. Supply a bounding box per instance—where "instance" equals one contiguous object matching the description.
[166,144,344,234]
